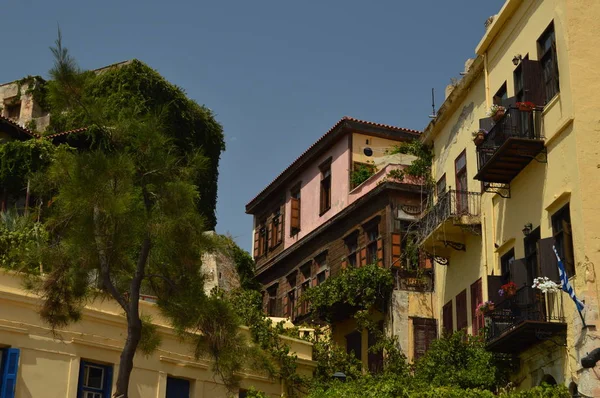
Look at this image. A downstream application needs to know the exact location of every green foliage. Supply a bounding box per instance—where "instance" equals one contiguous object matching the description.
[0,139,56,199]
[17,75,49,113]
[413,331,510,391]
[0,210,47,272]
[387,139,434,188]
[215,235,260,291]
[300,264,394,322]
[138,314,162,356]
[350,162,376,188]
[310,328,363,385]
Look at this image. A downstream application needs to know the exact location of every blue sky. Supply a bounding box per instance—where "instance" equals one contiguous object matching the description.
[1,0,504,251]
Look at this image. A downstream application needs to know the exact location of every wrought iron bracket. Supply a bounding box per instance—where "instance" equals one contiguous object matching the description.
[533,148,548,163]
[483,182,511,198]
[433,256,449,266]
[442,240,466,251]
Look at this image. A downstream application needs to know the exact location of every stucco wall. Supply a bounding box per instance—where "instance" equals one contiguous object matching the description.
[0,271,314,398]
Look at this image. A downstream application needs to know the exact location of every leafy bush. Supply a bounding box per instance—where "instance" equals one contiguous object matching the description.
[350,163,376,188]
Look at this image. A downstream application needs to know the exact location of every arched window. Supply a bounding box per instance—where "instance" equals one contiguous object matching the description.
[541,374,557,386]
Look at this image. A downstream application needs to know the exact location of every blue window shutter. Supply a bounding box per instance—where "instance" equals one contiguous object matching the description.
[104,365,113,398]
[1,348,20,398]
[166,377,190,398]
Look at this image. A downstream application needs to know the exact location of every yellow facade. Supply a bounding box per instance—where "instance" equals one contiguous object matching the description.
[0,271,314,398]
[421,0,600,395]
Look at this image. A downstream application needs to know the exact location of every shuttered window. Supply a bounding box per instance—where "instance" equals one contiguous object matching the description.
[78,360,113,398]
[266,285,279,316]
[345,331,362,362]
[552,204,574,276]
[413,318,437,360]
[0,348,20,398]
[470,279,483,336]
[538,22,559,103]
[391,233,402,268]
[456,290,467,331]
[344,233,359,268]
[166,377,190,398]
[365,223,379,266]
[442,301,453,335]
[319,160,332,215]
[500,249,515,284]
[290,185,301,235]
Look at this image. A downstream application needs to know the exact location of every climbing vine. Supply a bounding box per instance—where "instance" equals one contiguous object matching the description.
[386,139,434,189]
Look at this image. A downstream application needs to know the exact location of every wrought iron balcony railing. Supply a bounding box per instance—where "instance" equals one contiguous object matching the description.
[475,106,544,184]
[419,189,481,242]
[485,286,565,346]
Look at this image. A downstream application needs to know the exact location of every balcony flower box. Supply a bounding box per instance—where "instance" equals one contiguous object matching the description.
[499,281,518,298]
[516,101,536,112]
[487,104,506,122]
[472,129,487,146]
[476,301,495,316]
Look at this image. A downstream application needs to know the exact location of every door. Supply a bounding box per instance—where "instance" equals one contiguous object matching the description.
[166,377,190,398]
[455,151,468,214]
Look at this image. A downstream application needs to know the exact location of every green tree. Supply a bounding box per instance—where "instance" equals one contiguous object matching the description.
[23,32,228,397]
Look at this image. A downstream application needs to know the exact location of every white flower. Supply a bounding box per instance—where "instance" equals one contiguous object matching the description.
[532,277,561,294]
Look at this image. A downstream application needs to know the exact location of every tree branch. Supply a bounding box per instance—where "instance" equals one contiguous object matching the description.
[93,206,128,312]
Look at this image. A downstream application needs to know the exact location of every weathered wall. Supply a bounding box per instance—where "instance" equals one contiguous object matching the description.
[0,271,314,398]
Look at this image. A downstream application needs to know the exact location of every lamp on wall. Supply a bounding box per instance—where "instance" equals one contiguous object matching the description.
[522,223,533,237]
[512,54,523,66]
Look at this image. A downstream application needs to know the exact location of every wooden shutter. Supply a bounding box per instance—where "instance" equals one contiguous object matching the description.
[413,318,437,360]
[442,301,453,335]
[537,237,560,282]
[521,59,545,105]
[282,293,289,318]
[487,275,504,304]
[376,239,384,267]
[510,259,528,289]
[479,116,494,133]
[359,248,367,267]
[267,221,273,249]
[470,279,483,336]
[456,290,467,331]
[276,207,284,244]
[419,250,433,269]
[391,233,402,268]
[1,348,19,398]
[290,198,300,230]
[253,229,260,257]
[341,258,347,270]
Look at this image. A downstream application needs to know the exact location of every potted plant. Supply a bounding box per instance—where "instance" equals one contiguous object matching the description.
[498,281,518,298]
[472,129,487,146]
[476,301,495,316]
[487,104,506,121]
[532,276,561,293]
[516,101,536,112]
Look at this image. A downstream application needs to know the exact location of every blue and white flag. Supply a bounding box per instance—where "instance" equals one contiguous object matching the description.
[553,245,585,312]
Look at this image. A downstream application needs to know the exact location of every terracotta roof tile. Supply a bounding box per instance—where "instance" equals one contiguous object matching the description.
[44,127,88,139]
[0,115,39,138]
[245,116,421,212]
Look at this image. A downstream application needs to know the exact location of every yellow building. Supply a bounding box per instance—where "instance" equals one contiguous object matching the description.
[419,0,600,395]
[0,271,314,398]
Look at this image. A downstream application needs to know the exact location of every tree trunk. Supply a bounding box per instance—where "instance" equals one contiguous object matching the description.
[114,315,142,397]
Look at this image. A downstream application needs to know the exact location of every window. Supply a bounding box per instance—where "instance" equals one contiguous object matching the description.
[500,249,515,284]
[345,233,358,268]
[78,360,112,398]
[316,271,326,285]
[413,318,437,360]
[166,376,190,398]
[552,204,575,276]
[269,208,283,249]
[0,348,20,398]
[365,223,379,265]
[538,22,559,103]
[470,279,483,336]
[524,227,541,286]
[455,290,467,331]
[290,185,301,235]
[285,272,297,319]
[298,263,311,316]
[493,83,508,105]
[436,174,446,198]
[266,284,278,316]
[253,219,268,258]
[314,252,328,285]
[454,150,468,214]
[368,321,384,373]
[442,301,453,335]
[345,331,362,361]
[319,160,332,215]
[5,102,21,121]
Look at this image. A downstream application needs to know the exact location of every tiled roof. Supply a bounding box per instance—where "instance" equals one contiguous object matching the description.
[45,127,88,139]
[245,116,421,213]
[0,115,39,138]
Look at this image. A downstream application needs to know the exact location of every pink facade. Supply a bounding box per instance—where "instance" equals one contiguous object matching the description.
[284,135,351,249]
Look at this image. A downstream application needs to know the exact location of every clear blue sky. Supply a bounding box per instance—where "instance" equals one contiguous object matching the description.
[2,0,504,251]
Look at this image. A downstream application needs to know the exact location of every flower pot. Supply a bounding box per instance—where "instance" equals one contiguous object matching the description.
[517,102,535,112]
[473,133,485,146]
[492,109,506,121]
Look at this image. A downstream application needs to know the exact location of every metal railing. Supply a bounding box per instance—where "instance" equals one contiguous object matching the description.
[486,286,564,343]
[396,268,434,292]
[477,106,544,171]
[419,189,481,241]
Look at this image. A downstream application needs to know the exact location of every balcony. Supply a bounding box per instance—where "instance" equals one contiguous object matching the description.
[474,106,545,189]
[418,189,481,257]
[485,286,566,353]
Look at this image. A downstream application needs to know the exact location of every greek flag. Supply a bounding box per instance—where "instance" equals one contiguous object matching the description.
[553,245,584,312]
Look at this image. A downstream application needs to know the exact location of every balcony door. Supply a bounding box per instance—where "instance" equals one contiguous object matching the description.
[455,151,468,214]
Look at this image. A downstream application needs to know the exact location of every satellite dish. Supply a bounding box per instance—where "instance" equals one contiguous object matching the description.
[363,147,373,157]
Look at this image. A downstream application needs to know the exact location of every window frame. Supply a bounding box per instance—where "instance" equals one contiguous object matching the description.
[552,204,575,276]
[319,159,332,215]
[344,232,359,268]
[290,184,301,235]
[537,21,559,103]
[500,249,515,284]
[78,360,113,398]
